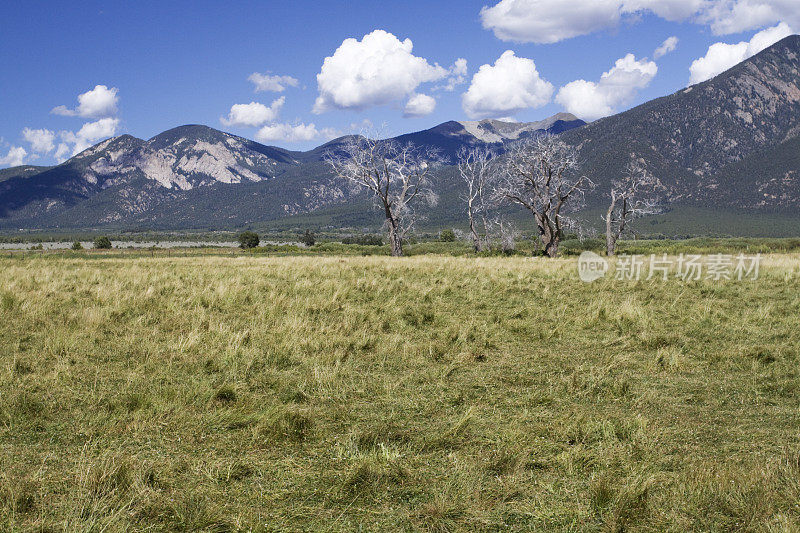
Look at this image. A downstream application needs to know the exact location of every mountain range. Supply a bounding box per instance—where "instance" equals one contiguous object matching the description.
[1,35,799,233]
[0,114,584,229]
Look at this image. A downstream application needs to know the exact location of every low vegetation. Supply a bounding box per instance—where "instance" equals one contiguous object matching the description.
[237,231,260,249]
[299,230,316,247]
[92,236,112,250]
[2,252,800,530]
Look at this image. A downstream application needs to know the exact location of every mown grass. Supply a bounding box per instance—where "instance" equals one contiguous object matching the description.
[1,253,800,531]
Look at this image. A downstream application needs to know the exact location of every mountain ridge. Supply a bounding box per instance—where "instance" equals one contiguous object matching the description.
[1,35,800,230]
[563,34,800,208]
[0,113,585,227]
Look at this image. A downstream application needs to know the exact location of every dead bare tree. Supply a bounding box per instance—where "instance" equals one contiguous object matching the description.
[604,159,662,256]
[495,134,593,257]
[325,135,441,257]
[456,145,496,252]
[485,216,518,254]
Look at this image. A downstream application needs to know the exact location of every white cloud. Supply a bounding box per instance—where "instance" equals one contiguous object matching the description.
[255,122,338,143]
[54,143,71,163]
[0,146,27,167]
[60,117,120,156]
[349,119,374,132]
[437,58,469,91]
[313,29,448,113]
[452,58,468,76]
[654,36,679,58]
[556,53,657,120]
[479,0,797,44]
[480,0,800,43]
[51,85,119,118]
[404,93,437,118]
[22,128,56,154]
[76,117,119,141]
[688,22,793,84]
[481,0,624,44]
[462,50,554,119]
[625,0,707,21]
[480,0,704,44]
[701,0,799,35]
[248,72,300,92]
[34,85,124,161]
[221,98,285,127]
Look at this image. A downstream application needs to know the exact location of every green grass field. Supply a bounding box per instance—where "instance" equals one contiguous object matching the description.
[2,252,800,531]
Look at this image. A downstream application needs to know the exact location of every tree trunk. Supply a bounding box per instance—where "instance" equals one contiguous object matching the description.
[387,221,403,257]
[606,205,616,256]
[606,233,617,257]
[383,202,404,257]
[605,195,619,256]
[468,214,482,252]
[535,213,559,258]
[544,236,559,258]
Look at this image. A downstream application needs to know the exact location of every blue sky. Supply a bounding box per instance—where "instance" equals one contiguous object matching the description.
[1,0,797,167]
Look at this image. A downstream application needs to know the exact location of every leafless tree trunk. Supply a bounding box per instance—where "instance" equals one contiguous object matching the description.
[324,135,441,257]
[457,146,496,252]
[486,216,518,253]
[604,159,662,256]
[494,134,593,258]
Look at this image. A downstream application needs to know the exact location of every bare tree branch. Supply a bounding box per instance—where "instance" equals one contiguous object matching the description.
[493,134,593,257]
[456,145,497,252]
[603,158,662,256]
[324,134,442,256]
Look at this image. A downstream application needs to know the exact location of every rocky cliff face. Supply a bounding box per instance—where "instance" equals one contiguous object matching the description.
[69,126,300,191]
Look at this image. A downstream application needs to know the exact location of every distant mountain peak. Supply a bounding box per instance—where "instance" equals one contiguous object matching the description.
[456,113,584,143]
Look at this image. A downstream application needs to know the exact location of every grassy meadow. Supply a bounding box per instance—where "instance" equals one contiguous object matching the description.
[2,252,800,531]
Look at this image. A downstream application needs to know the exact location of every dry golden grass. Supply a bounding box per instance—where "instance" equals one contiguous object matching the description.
[1,253,799,531]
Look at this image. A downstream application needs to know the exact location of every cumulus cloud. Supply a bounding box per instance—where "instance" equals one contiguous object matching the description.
[51,85,119,118]
[556,54,657,121]
[54,143,71,163]
[255,122,338,143]
[481,0,623,44]
[313,29,449,113]
[462,50,553,119]
[688,22,793,84]
[248,72,300,92]
[478,0,798,43]
[221,98,285,127]
[437,58,469,91]
[0,146,27,167]
[75,117,119,141]
[701,0,799,35]
[39,85,124,161]
[22,128,56,154]
[654,36,679,58]
[404,93,437,118]
[60,117,120,156]
[480,0,704,44]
